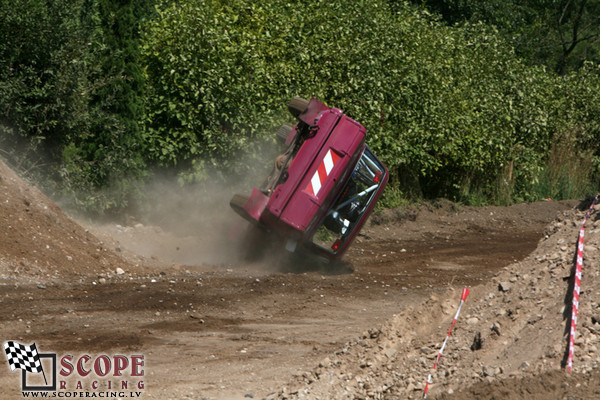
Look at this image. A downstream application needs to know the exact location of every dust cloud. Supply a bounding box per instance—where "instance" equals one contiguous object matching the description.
[92,138,288,269]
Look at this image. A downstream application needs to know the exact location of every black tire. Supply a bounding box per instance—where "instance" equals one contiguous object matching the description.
[230,193,250,215]
[276,124,293,144]
[288,97,309,118]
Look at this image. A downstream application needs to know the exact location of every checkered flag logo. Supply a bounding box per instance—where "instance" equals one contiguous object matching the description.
[3,341,43,373]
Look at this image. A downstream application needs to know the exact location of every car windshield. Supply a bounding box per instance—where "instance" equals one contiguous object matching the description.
[311,147,385,253]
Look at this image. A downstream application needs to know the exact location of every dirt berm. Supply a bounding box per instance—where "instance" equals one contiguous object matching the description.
[271,204,600,399]
[0,159,133,280]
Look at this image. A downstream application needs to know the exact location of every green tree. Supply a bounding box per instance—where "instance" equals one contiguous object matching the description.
[0,0,152,212]
[411,0,600,74]
[142,0,600,203]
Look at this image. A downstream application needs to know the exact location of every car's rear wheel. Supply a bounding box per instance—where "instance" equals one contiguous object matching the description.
[230,193,250,216]
[288,97,309,118]
[276,124,293,144]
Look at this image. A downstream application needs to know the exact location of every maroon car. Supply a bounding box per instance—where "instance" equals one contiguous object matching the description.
[230,97,389,261]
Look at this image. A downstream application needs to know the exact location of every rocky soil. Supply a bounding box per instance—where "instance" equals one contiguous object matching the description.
[1,157,598,399]
[0,160,131,280]
[271,205,600,400]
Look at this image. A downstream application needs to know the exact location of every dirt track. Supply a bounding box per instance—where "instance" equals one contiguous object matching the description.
[1,159,598,399]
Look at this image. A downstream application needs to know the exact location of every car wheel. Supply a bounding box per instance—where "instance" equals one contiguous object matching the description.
[276,124,293,144]
[288,97,309,118]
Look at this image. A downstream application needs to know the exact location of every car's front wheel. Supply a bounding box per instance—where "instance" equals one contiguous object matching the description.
[276,124,293,144]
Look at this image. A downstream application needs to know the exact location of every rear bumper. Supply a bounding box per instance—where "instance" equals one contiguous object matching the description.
[230,188,306,240]
[244,188,270,222]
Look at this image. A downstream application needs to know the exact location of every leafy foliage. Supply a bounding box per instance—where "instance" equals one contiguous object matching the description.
[412,0,600,74]
[0,0,150,212]
[1,0,600,213]
[141,0,600,203]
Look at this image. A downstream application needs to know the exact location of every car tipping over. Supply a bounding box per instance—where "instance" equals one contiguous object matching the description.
[230,97,389,262]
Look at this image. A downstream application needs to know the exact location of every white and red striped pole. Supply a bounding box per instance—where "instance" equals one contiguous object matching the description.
[567,194,599,372]
[423,287,470,399]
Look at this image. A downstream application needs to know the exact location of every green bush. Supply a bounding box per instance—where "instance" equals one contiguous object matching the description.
[142,0,600,202]
[0,0,150,213]
[2,0,599,213]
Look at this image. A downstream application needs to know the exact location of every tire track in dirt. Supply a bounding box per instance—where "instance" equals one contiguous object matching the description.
[0,158,581,399]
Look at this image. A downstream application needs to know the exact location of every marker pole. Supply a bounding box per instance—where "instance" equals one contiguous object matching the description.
[567,194,599,372]
[423,288,470,399]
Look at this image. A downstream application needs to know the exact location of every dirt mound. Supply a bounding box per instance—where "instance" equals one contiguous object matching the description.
[436,369,600,400]
[271,203,600,399]
[0,159,130,281]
